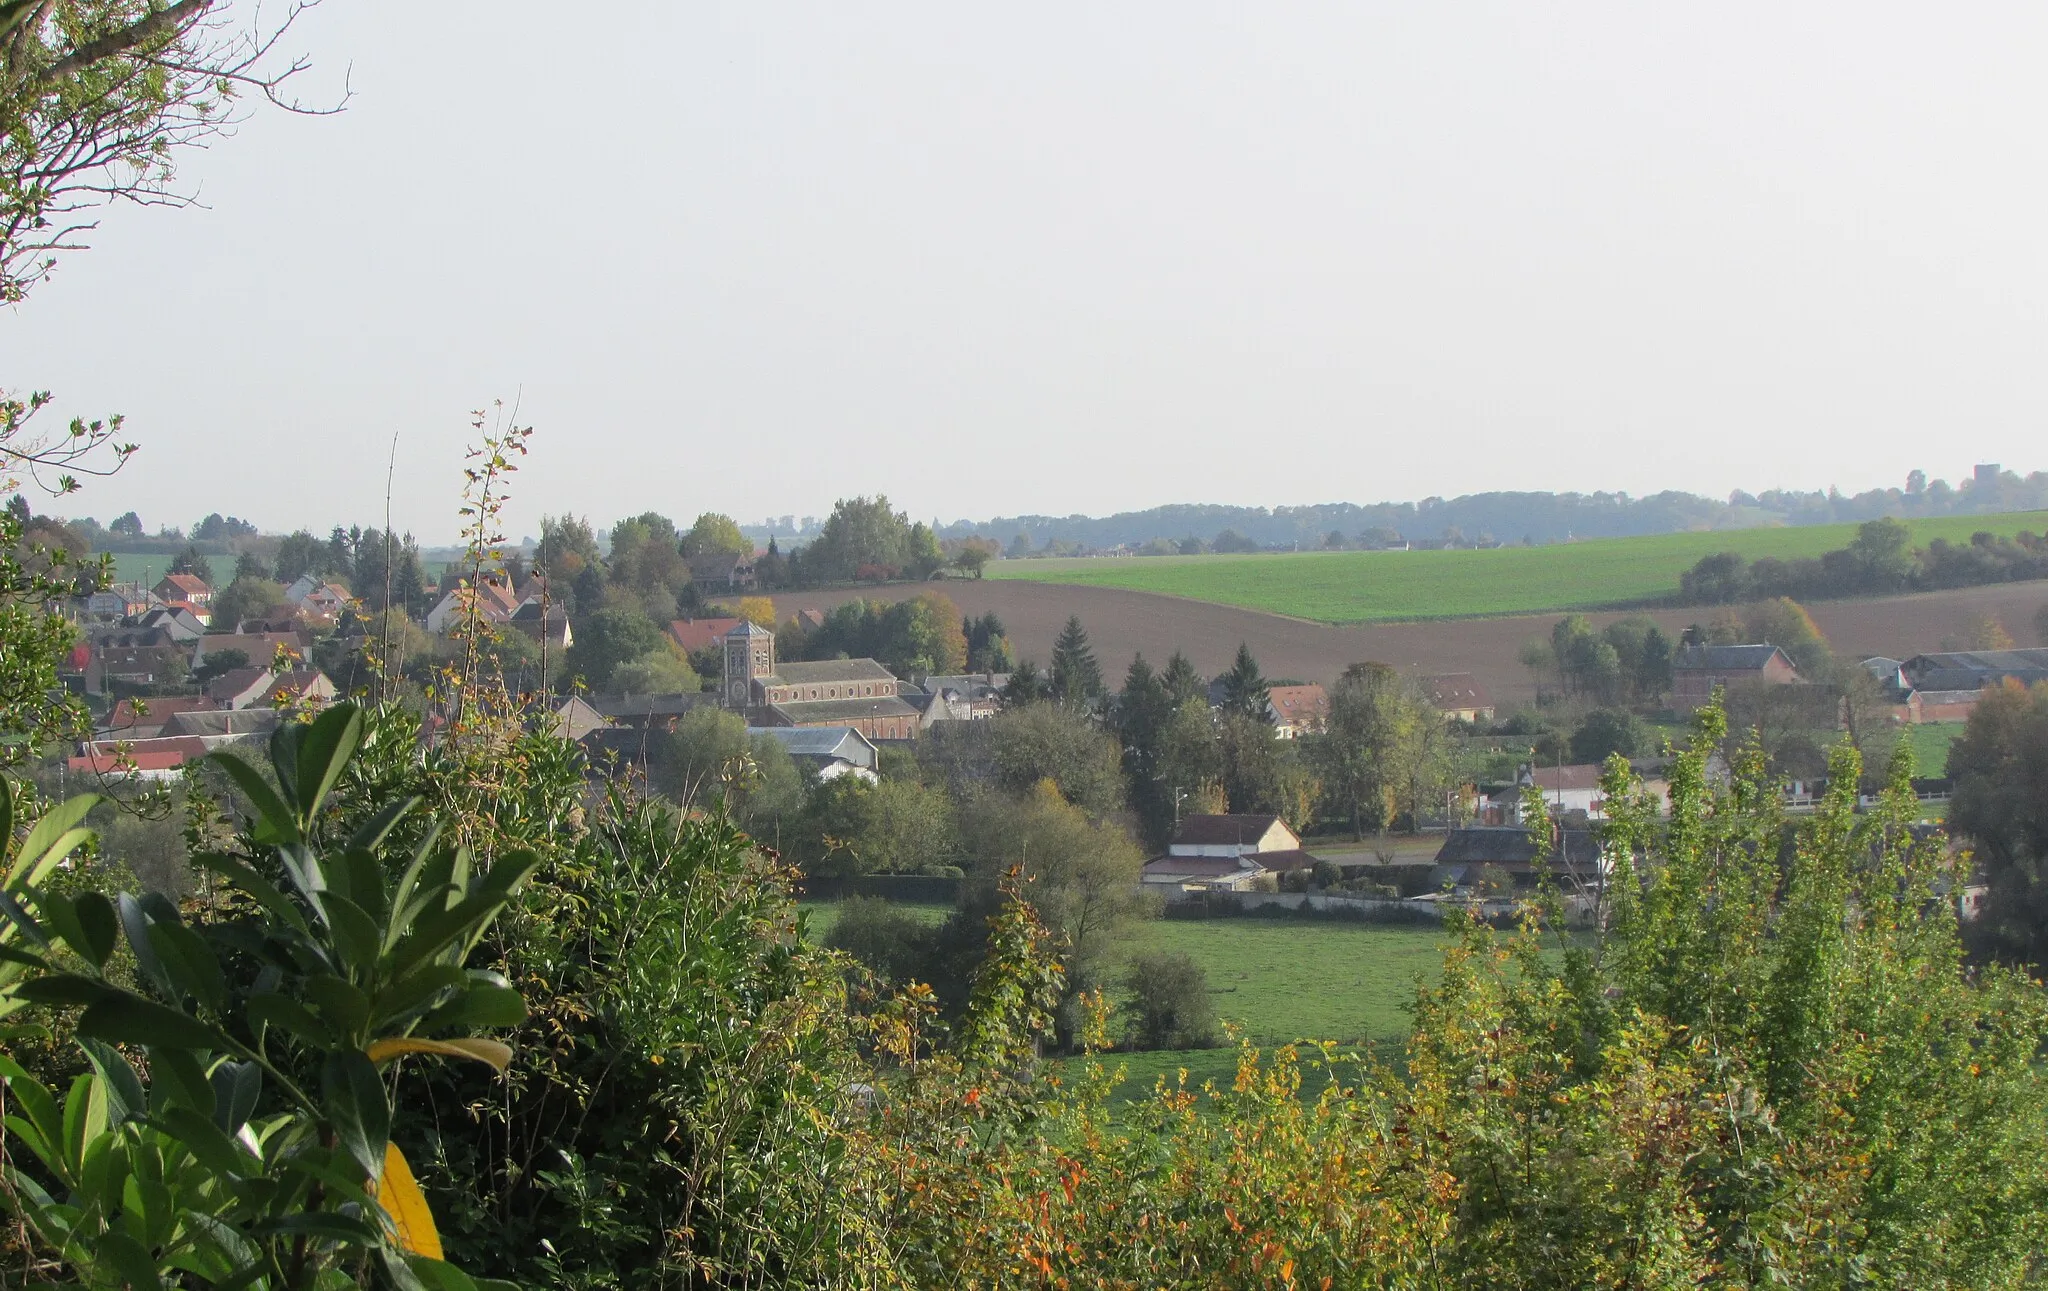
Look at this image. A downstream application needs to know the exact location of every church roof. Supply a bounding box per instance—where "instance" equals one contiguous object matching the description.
[766,695,919,725]
[723,620,772,639]
[768,658,899,686]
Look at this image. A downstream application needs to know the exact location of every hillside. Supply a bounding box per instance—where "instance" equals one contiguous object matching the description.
[985,511,2048,624]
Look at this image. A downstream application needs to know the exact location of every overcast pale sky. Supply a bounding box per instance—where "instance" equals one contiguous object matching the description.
[5,2,2046,542]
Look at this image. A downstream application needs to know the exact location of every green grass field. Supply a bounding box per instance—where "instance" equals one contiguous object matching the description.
[1902,722,1966,778]
[986,512,2048,624]
[801,900,1448,1095]
[1094,919,1447,1097]
[100,551,179,585]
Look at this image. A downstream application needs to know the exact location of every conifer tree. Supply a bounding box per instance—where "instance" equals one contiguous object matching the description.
[1050,615,1103,709]
[1217,642,1269,720]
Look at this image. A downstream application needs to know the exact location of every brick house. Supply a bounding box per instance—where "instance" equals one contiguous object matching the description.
[689,553,758,596]
[154,573,213,607]
[1671,644,1801,709]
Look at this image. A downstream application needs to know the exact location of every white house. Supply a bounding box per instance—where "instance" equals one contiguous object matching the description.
[749,725,879,783]
[1140,813,1319,891]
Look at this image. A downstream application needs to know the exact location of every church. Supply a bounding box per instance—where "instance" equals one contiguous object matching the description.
[720,621,922,741]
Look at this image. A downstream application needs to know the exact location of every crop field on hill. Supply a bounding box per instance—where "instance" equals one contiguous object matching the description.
[985,511,2048,624]
[103,552,177,585]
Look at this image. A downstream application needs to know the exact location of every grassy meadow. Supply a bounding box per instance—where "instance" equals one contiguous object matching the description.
[802,897,1449,1098]
[986,511,2048,623]
[1903,721,1967,778]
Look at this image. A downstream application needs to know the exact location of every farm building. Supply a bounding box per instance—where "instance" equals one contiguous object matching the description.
[1141,813,1321,892]
[1433,825,1602,890]
[749,726,879,782]
[1671,644,1801,709]
[1901,649,2048,694]
[1421,673,1495,723]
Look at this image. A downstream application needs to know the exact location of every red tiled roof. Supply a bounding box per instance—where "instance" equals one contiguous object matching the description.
[106,696,218,729]
[70,735,212,774]
[1421,673,1493,710]
[668,617,743,653]
[159,573,210,596]
[1266,684,1328,725]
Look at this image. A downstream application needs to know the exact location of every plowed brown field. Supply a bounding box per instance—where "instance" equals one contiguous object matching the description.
[756,580,2048,709]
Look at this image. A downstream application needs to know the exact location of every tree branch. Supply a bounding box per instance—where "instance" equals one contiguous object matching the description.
[32,0,217,87]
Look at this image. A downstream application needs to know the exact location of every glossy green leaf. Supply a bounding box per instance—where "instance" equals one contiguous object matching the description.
[0,886,53,951]
[321,1049,389,1179]
[315,891,382,974]
[403,1255,483,1291]
[80,1039,146,1126]
[303,973,373,1040]
[144,920,225,1013]
[369,964,467,1030]
[116,894,175,999]
[7,792,102,887]
[190,852,308,935]
[345,796,418,862]
[420,984,526,1033]
[210,1060,262,1134]
[62,1071,108,1173]
[95,1229,165,1290]
[291,705,364,825]
[76,995,230,1052]
[209,751,299,847]
[150,1047,215,1118]
[72,892,119,968]
[246,991,336,1050]
[155,1107,256,1178]
[12,971,114,1008]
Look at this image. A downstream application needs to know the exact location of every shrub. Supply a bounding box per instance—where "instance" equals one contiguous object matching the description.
[824,897,936,986]
[1122,950,1217,1050]
[1569,706,1646,763]
[0,705,533,1290]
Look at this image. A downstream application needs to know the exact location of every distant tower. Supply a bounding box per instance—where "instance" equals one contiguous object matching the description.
[1974,463,2001,489]
[722,620,774,710]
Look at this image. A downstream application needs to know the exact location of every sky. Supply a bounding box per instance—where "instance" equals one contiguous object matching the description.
[5,1,2048,544]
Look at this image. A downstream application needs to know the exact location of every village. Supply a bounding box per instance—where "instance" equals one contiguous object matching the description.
[52,542,2048,916]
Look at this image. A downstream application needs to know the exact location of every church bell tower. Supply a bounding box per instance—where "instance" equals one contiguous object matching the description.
[722,620,774,710]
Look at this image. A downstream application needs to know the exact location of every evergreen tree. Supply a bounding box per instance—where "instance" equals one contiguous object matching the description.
[1160,650,1206,708]
[1002,661,1049,706]
[1216,642,1269,720]
[168,544,212,583]
[1115,654,1178,844]
[1050,616,1103,709]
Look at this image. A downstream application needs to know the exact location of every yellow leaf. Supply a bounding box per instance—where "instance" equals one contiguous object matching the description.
[365,1036,512,1073]
[376,1141,443,1260]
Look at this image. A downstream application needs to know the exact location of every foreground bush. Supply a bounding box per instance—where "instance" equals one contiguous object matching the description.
[864,708,2048,1287]
[1,706,532,1290]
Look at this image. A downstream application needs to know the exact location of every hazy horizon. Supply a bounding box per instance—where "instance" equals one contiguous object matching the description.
[7,2,2048,542]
